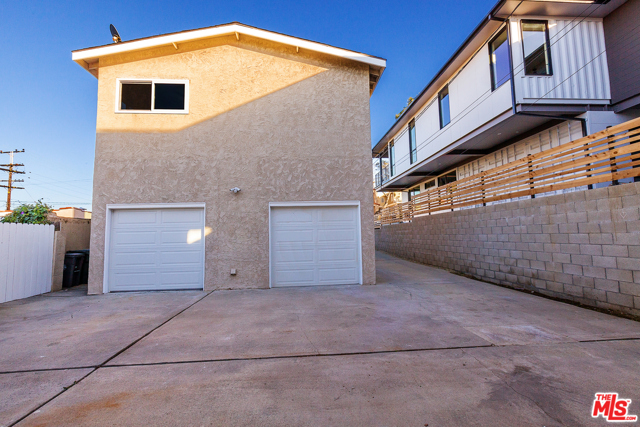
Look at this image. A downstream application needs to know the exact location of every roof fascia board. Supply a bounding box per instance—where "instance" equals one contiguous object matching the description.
[72,23,386,68]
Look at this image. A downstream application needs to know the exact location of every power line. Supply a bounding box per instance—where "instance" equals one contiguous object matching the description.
[0,150,26,210]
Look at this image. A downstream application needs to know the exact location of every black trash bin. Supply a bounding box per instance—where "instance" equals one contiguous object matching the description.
[74,249,90,285]
[63,252,85,288]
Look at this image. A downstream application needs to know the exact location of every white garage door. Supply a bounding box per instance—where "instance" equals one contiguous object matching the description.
[270,205,361,287]
[107,207,205,291]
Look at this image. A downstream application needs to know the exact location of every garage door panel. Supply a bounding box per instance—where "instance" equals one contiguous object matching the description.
[112,252,156,267]
[109,207,205,292]
[159,250,203,265]
[112,231,157,246]
[318,267,357,283]
[114,210,158,226]
[159,271,202,286]
[318,248,357,262]
[274,269,316,286]
[317,207,356,222]
[160,230,194,244]
[161,209,202,224]
[111,271,158,287]
[273,229,314,243]
[272,209,313,224]
[273,249,314,263]
[270,205,360,287]
[317,229,357,243]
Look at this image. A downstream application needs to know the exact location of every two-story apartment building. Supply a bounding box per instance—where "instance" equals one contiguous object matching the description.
[73,23,385,293]
[373,0,640,199]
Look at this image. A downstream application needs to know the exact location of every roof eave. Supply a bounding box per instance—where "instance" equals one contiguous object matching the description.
[72,22,387,75]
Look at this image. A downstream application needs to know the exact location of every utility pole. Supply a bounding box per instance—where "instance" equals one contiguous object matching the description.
[0,150,25,211]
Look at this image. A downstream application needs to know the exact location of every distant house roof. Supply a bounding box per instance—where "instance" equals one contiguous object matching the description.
[71,22,386,93]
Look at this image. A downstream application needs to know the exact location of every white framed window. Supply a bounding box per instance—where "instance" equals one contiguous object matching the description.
[115,78,189,114]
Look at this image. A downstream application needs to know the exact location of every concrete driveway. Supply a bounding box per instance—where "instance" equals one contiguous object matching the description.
[2,252,640,426]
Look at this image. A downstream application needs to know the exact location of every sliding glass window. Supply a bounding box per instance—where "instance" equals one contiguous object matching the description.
[389,140,395,176]
[489,27,511,90]
[521,20,552,76]
[439,86,451,128]
[409,120,417,164]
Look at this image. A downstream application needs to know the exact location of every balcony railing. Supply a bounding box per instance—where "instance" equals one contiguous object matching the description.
[375,117,640,226]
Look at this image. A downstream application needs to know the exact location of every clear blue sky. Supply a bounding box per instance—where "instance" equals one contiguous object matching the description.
[0,0,495,210]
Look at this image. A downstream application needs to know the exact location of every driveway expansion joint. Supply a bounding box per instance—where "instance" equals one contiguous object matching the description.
[6,291,214,427]
[3,336,639,377]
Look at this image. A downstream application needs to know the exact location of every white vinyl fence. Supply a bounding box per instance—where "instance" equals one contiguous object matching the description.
[0,223,55,303]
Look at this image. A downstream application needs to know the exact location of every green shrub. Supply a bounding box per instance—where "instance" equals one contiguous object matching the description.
[1,200,53,224]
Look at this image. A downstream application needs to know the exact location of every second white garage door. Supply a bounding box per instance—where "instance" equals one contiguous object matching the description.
[107,207,205,292]
[270,204,361,287]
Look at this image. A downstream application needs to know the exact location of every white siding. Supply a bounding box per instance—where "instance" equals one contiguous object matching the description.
[0,223,55,303]
[392,44,513,178]
[414,100,440,163]
[381,15,612,186]
[512,18,611,103]
[393,128,411,175]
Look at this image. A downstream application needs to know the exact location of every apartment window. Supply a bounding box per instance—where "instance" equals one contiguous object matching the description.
[489,28,511,90]
[408,186,420,201]
[424,180,435,191]
[379,147,390,184]
[389,140,396,176]
[117,79,189,113]
[439,86,451,129]
[409,120,417,164]
[437,170,457,187]
[521,20,552,76]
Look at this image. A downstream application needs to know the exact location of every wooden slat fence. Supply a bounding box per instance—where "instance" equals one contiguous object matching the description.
[376,117,640,226]
[0,223,55,303]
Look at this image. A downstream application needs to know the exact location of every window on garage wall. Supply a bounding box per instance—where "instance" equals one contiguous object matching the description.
[117,79,189,113]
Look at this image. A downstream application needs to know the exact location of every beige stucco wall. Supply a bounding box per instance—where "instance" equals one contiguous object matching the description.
[51,217,91,291]
[88,35,375,294]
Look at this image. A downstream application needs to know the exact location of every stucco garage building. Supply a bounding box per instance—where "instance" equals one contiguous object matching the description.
[72,23,386,293]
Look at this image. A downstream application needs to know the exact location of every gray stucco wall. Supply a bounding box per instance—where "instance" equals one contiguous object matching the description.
[375,182,640,317]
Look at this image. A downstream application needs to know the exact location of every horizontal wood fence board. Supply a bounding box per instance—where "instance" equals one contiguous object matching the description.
[376,118,640,226]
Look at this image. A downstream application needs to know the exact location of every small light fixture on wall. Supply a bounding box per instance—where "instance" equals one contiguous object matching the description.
[230,187,241,194]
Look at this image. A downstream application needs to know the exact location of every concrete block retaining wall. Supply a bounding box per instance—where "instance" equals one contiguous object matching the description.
[375,182,640,317]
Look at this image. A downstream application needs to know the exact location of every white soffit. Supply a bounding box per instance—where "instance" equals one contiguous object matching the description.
[72,23,387,69]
